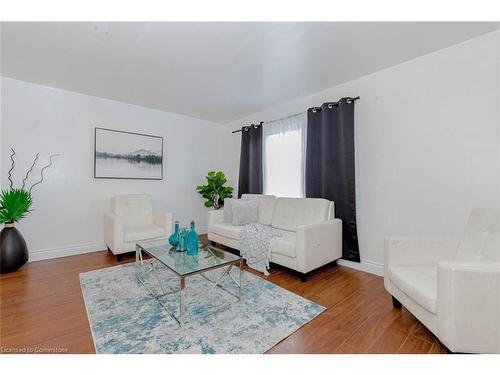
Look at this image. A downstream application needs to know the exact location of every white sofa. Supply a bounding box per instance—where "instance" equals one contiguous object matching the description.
[207,194,342,280]
[104,194,173,260]
[384,208,500,353]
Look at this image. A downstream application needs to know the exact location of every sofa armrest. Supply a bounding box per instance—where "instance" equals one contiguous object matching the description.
[207,209,225,230]
[153,210,173,235]
[103,212,124,254]
[385,236,460,268]
[295,219,342,273]
[437,261,500,353]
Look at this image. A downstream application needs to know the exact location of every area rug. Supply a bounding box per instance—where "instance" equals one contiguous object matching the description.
[79,262,325,353]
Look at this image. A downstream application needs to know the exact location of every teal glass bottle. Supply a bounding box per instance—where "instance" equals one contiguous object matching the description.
[178,228,188,251]
[168,221,180,247]
[187,220,199,256]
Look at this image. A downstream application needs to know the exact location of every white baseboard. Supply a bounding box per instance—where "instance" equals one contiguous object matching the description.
[29,241,106,262]
[337,258,384,277]
[27,226,209,262]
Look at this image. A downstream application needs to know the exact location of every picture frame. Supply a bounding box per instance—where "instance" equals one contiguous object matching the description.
[94,127,164,180]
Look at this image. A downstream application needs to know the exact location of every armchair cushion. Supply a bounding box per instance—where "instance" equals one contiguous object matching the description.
[457,208,500,262]
[484,234,500,261]
[389,265,437,313]
[123,224,165,242]
[457,231,500,262]
[111,194,154,227]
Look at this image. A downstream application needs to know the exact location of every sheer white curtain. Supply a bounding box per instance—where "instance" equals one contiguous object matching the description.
[262,113,306,198]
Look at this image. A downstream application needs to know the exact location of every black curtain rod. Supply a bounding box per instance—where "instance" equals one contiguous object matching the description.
[309,96,360,112]
[232,96,359,134]
[232,121,264,134]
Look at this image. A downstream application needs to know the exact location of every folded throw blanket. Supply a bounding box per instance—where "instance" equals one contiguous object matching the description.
[239,223,283,275]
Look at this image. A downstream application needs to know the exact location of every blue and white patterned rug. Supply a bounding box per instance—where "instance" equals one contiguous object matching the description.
[79,262,325,354]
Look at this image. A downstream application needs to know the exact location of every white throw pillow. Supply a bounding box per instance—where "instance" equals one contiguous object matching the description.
[483,234,500,262]
[232,200,259,226]
[223,198,236,223]
[456,229,486,261]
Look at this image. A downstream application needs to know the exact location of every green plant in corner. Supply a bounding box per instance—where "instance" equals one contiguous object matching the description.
[196,171,233,210]
[1,149,59,273]
[0,189,33,224]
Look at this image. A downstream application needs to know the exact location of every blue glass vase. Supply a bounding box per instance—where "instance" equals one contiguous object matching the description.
[168,221,180,247]
[186,220,199,256]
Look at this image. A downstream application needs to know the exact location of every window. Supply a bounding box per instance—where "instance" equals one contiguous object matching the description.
[263,113,306,197]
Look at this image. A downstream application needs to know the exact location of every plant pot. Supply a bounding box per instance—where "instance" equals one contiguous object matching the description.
[0,223,29,273]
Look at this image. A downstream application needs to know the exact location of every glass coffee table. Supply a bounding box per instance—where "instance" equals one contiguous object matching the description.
[135,239,243,326]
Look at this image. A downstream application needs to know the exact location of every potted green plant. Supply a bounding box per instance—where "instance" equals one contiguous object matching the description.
[195,171,233,210]
[0,150,58,273]
[0,189,32,273]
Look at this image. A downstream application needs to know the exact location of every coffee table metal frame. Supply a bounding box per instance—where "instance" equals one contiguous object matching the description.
[135,242,243,326]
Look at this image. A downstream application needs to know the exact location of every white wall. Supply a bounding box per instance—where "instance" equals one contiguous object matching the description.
[1,77,233,261]
[225,30,500,271]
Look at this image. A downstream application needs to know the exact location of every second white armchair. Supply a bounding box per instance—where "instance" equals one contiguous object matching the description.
[384,208,500,353]
[104,194,173,261]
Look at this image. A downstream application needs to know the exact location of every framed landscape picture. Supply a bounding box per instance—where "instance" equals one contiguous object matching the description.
[94,127,163,180]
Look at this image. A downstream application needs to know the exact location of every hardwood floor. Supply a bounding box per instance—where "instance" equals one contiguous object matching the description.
[0,240,448,354]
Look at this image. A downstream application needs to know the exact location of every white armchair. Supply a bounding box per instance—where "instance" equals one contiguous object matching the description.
[384,208,500,353]
[104,194,173,261]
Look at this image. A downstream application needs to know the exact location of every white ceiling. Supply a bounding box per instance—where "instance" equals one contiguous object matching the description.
[1,22,499,123]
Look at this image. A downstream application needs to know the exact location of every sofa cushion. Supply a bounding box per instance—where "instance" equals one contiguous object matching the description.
[271,197,331,232]
[389,265,437,314]
[269,230,296,258]
[241,194,276,225]
[210,222,244,240]
[124,224,165,242]
[112,194,154,228]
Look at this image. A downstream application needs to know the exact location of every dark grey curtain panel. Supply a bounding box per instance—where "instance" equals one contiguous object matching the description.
[305,98,360,262]
[238,126,263,197]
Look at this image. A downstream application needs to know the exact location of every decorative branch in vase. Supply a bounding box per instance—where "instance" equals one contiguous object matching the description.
[195,171,233,210]
[0,149,59,273]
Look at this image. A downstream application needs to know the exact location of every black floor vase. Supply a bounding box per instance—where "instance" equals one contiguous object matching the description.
[0,224,29,273]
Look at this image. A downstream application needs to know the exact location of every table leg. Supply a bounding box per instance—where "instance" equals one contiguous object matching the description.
[239,259,243,301]
[135,245,141,278]
[135,245,144,265]
[180,276,186,326]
